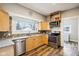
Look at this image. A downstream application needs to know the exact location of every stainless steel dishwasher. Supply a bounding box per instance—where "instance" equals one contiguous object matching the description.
[13,39,26,56]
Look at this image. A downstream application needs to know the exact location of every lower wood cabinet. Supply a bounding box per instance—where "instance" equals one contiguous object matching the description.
[26,35,48,52]
[42,34,48,45]
[34,36,43,48]
[0,45,14,56]
[26,37,35,52]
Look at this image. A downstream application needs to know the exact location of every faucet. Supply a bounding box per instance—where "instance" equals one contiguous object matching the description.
[26,31,31,36]
[29,31,31,36]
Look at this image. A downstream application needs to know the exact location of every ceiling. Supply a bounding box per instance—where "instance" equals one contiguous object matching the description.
[20,3,79,16]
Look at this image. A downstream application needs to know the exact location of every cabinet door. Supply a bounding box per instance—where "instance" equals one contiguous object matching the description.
[40,21,50,30]
[34,36,39,48]
[26,35,47,52]
[42,35,48,45]
[26,38,34,52]
[31,36,37,49]
[0,10,9,31]
[0,45,14,56]
[34,36,42,48]
[38,36,43,46]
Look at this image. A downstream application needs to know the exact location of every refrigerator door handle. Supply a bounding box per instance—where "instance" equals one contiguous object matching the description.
[68,34,71,42]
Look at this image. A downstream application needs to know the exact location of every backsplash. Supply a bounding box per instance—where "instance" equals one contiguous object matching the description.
[51,27,60,33]
[0,31,40,40]
[0,32,9,39]
[0,16,40,40]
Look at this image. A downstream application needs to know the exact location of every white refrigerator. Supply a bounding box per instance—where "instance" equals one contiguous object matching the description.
[61,16,78,43]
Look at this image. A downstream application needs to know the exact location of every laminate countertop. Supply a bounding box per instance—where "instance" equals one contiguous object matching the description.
[0,39,14,48]
[0,34,47,48]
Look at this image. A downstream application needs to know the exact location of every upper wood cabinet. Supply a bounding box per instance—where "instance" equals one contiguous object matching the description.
[0,9,10,31]
[39,21,50,30]
[49,11,61,27]
[50,11,61,22]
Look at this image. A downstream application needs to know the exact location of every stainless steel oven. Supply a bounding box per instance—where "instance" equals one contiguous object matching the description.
[48,33,61,48]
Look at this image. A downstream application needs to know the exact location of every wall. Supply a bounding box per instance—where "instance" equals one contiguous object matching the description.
[0,3,46,37]
[61,7,79,18]
[78,16,79,51]
[46,7,79,20]
[61,7,79,47]
[0,3,46,22]
[51,27,60,33]
[46,7,79,47]
[61,16,78,46]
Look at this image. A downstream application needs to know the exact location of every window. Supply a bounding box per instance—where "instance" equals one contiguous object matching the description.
[12,16,39,34]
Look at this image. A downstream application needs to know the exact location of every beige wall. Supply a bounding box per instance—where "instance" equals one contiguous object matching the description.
[0,3,46,21]
[61,7,79,46]
[61,7,79,18]
[46,7,79,20]
[46,7,79,46]
[78,16,79,51]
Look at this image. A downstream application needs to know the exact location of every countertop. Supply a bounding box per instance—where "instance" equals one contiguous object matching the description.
[0,39,14,48]
[0,33,47,48]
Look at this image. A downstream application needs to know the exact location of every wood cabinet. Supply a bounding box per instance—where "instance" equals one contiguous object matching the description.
[26,35,48,52]
[39,21,50,30]
[26,37,35,52]
[51,14,61,21]
[42,34,48,45]
[49,11,61,27]
[0,45,14,56]
[34,36,43,48]
[50,11,61,22]
[0,9,10,31]
[26,36,43,52]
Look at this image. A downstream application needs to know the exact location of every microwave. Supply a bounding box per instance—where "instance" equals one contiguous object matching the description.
[49,21,60,28]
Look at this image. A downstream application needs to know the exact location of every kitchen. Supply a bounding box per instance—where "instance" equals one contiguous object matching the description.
[0,3,79,56]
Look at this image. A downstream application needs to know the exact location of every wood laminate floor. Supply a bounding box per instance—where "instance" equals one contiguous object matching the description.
[23,42,78,56]
[24,45,63,56]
